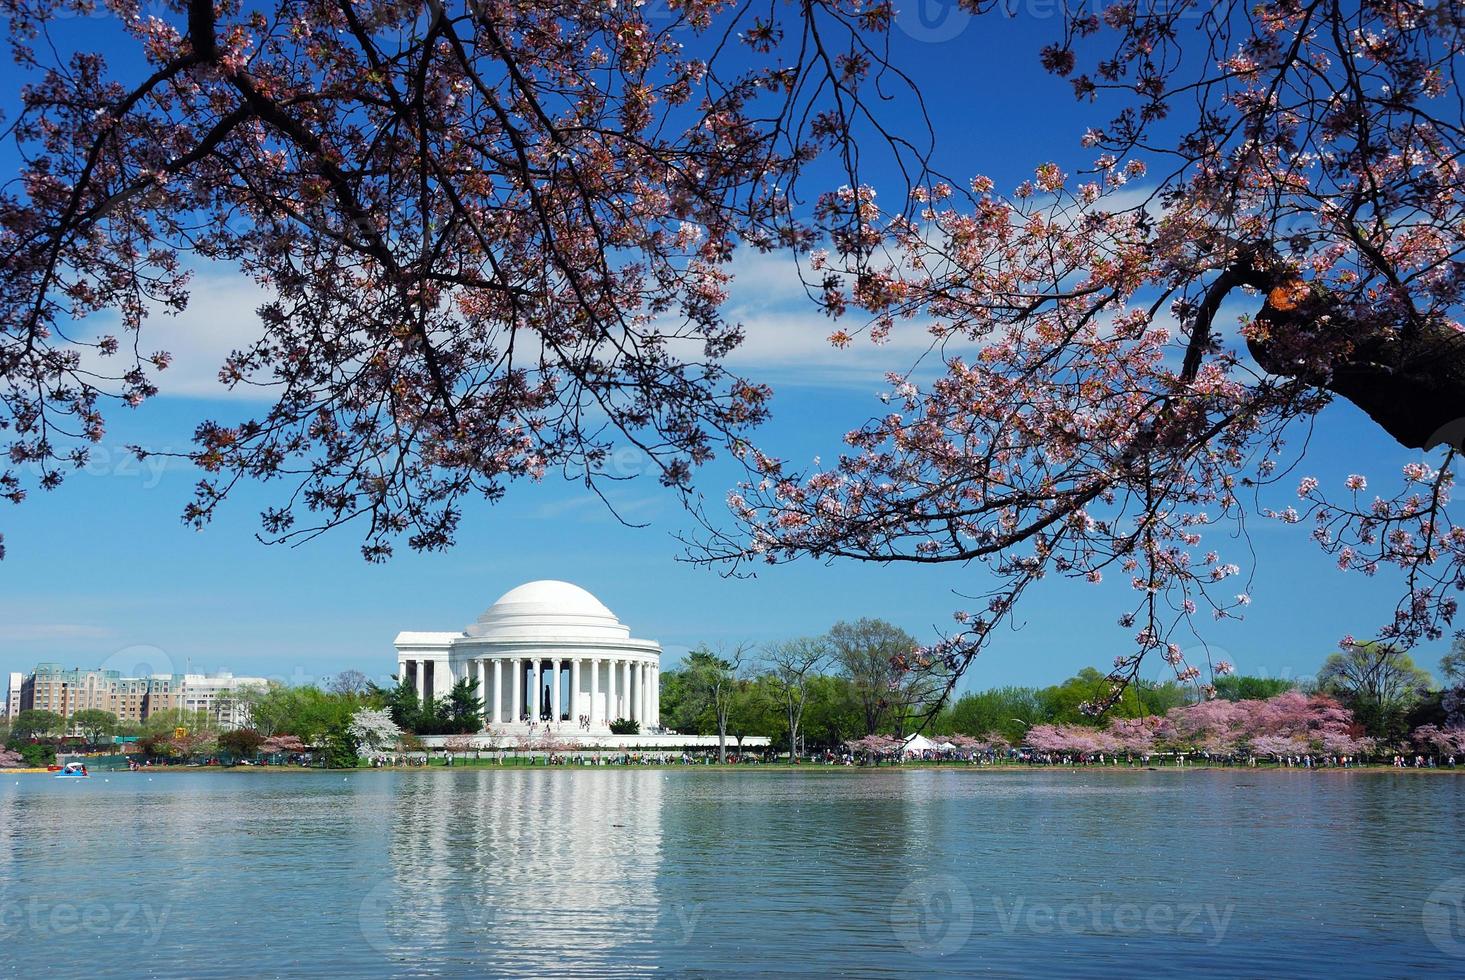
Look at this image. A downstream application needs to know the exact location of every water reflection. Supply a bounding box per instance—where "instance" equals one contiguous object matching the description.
[366,770,664,974]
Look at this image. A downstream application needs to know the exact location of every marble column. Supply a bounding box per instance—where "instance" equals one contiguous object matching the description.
[571,659,581,724]
[531,659,542,721]
[639,663,648,726]
[492,659,503,725]
[633,662,642,725]
[607,659,618,721]
[511,657,522,724]
[477,658,488,730]
[651,665,659,728]
[590,658,601,726]
[552,659,563,726]
[624,656,635,717]
[469,659,479,728]
[631,661,640,724]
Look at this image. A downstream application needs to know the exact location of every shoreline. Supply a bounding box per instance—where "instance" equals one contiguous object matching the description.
[8,763,1463,776]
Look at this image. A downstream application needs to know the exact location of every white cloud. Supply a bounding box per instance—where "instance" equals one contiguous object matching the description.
[153,271,273,397]
[718,250,941,387]
[70,266,271,402]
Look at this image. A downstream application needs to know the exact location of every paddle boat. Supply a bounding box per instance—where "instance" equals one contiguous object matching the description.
[54,763,89,779]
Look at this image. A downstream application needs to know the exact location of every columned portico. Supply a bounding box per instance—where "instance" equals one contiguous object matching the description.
[396,581,662,736]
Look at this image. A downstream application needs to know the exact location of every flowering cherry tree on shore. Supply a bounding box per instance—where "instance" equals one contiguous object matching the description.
[1018,691,1368,759]
[843,733,903,761]
[348,707,402,755]
[1411,723,1465,756]
[260,734,306,756]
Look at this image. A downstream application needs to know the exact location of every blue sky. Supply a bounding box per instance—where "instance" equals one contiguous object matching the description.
[0,3,1451,693]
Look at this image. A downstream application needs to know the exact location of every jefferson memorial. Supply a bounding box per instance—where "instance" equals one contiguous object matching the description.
[396,580,762,749]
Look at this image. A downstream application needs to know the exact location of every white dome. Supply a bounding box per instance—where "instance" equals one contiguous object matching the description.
[465,580,630,640]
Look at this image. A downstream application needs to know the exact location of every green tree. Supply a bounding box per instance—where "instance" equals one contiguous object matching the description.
[218,728,266,761]
[684,645,746,763]
[70,709,119,748]
[1213,675,1297,702]
[801,674,863,748]
[375,678,424,732]
[1318,643,1434,740]
[18,743,54,767]
[826,618,919,737]
[655,668,703,734]
[137,708,220,761]
[236,686,354,745]
[10,709,65,742]
[443,678,484,734]
[727,676,782,751]
[763,637,829,762]
[939,686,1044,744]
[1036,668,1112,725]
[1440,634,1465,685]
[321,726,359,769]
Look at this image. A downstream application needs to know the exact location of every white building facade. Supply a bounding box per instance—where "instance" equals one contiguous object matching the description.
[180,672,269,730]
[4,672,20,718]
[396,581,661,735]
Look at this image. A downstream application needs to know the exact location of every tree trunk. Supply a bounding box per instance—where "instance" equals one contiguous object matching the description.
[1247,286,1465,451]
[716,687,729,764]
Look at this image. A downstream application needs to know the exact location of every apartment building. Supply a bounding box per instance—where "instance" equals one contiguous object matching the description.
[18,665,267,730]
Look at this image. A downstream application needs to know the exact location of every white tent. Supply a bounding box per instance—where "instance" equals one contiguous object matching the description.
[903,734,940,756]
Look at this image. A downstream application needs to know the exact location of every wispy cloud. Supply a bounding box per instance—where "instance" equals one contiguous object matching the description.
[531,489,667,524]
[0,623,116,642]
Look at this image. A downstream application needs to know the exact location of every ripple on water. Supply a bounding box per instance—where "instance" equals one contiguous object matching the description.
[0,769,1461,977]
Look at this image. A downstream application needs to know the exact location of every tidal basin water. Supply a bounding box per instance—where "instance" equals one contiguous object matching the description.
[1,769,1463,977]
